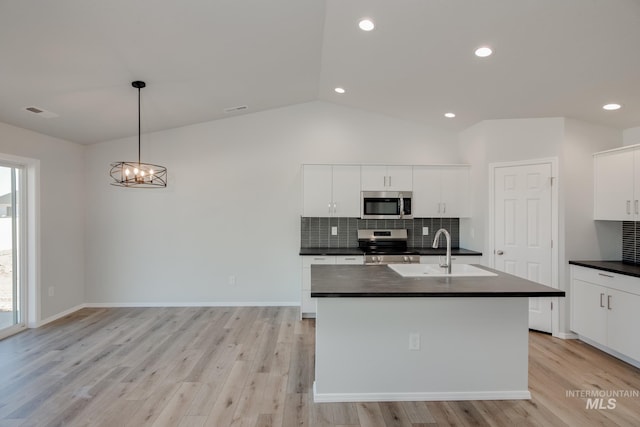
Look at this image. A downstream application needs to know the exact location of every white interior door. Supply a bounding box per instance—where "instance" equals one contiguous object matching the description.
[494,163,553,333]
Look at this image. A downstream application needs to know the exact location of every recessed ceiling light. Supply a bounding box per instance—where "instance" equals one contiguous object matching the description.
[334,87,346,94]
[474,46,493,57]
[358,19,375,31]
[603,103,621,111]
[444,112,456,118]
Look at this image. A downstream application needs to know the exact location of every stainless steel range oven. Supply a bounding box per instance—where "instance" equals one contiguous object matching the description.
[357,229,420,264]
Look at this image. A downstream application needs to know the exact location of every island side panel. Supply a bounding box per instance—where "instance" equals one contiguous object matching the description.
[314,297,530,402]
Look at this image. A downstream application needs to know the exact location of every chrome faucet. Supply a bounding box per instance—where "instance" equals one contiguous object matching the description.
[432,228,452,274]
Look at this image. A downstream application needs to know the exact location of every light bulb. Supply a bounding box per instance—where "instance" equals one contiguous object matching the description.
[140,171,145,177]
[359,19,375,31]
[134,168,139,175]
[603,103,621,111]
[125,168,130,176]
[149,169,154,175]
[475,46,493,57]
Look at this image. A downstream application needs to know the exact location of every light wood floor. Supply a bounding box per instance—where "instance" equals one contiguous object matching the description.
[0,307,639,426]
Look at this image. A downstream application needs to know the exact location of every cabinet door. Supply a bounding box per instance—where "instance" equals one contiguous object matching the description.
[361,165,412,191]
[332,166,361,217]
[386,166,413,191]
[412,166,442,217]
[303,165,332,217]
[606,288,640,361]
[594,149,634,220]
[361,165,388,191]
[571,279,607,344]
[440,167,470,218]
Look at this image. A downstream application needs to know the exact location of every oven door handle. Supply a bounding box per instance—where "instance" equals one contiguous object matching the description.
[399,194,404,218]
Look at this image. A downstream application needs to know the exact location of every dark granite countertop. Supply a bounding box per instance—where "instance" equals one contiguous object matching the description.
[310,264,566,298]
[569,260,640,279]
[299,248,366,256]
[300,247,482,256]
[412,248,482,256]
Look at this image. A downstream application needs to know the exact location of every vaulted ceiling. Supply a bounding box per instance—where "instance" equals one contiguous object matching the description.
[1,0,639,144]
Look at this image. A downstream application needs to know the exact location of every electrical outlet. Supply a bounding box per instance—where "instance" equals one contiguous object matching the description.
[228,275,236,285]
[331,226,338,236]
[422,227,429,236]
[409,332,420,350]
[48,286,55,297]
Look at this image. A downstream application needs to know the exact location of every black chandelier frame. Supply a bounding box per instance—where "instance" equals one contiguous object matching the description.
[110,81,167,188]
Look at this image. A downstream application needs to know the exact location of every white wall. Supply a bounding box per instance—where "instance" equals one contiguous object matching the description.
[623,126,640,146]
[458,117,622,334]
[458,118,565,257]
[84,101,459,305]
[0,122,85,321]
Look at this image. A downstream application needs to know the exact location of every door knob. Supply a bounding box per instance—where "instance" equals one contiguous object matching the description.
[496,250,504,255]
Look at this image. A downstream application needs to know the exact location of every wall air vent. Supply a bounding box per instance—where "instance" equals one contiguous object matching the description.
[223,105,248,113]
[23,106,59,118]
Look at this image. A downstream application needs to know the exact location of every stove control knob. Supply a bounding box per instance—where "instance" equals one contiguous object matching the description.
[403,256,409,262]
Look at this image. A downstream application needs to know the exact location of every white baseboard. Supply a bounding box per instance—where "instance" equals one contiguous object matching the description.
[555,331,578,340]
[84,301,300,308]
[577,335,640,369]
[34,303,87,327]
[313,382,531,403]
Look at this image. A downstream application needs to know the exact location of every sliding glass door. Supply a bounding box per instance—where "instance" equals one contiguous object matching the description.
[0,164,23,334]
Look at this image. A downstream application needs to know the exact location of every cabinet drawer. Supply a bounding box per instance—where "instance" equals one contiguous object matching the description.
[336,256,363,265]
[571,265,640,296]
[302,256,336,267]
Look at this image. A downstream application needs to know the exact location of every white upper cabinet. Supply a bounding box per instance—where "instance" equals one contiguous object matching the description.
[413,166,470,217]
[303,165,361,217]
[593,145,640,221]
[361,165,413,191]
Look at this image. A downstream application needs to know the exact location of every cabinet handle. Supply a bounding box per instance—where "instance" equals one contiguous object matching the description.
[328,203,331,214]
[437,202,441,213]
[636,200,639,215]
[627,200,631,215]
[344,257,356,260]
[443,203,446,214]
[313,257,326,261]
[600,293,605,308]
[384,176,387,187]
[598,273,614,278]
[388,176,392,187]
[607,295,612,310]
[333,202,337,214]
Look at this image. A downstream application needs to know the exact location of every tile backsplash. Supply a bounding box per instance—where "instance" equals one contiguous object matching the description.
[300,217,460,249]
[623,221,639,263]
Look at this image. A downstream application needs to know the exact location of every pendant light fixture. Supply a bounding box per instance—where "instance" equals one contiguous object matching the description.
[110,81,167,188]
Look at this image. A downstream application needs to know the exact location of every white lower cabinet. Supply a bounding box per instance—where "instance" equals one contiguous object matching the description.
[301,255,363,318]
[420,255,482,265]
[571,265,640,363]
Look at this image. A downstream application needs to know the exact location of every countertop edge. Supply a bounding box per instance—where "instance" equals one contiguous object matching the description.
[569,260,640,279]
[311,291,566,298]
[300,248,483,256]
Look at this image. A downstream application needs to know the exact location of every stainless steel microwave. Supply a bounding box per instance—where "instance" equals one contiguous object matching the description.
[361,191,413,219]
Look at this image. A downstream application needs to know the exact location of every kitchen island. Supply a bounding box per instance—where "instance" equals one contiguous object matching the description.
[311,264,565,403]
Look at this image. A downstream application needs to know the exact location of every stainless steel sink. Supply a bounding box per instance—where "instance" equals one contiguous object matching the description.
[388,263,498,277]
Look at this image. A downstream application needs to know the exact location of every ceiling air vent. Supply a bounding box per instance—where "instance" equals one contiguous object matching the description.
[23,106,59,118]
[223,105,248,114]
